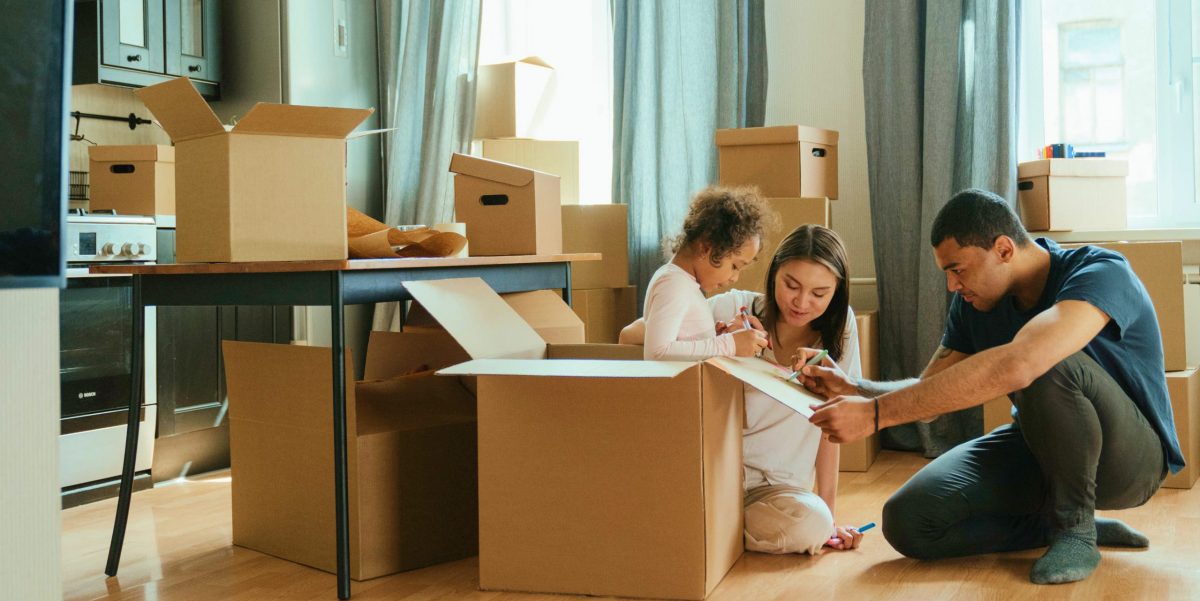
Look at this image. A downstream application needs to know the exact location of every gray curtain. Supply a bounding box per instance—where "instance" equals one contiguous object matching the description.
[612,0,767,310]
[372,0,481,331]
[863,0,1018,456]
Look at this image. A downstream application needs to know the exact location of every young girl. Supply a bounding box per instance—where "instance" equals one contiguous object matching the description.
[624,224,867,554]
[642,186,774,361]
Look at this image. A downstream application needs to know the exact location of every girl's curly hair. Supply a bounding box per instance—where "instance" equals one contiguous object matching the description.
[665,185,777,266]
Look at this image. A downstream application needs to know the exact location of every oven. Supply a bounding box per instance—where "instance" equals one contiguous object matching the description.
[59,213,157,506]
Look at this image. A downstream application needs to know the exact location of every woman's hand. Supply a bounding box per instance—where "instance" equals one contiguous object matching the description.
[791,347,857,398]
[825,524,865,550]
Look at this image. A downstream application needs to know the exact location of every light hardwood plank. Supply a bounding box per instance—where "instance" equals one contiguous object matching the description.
[62,451,1200,601]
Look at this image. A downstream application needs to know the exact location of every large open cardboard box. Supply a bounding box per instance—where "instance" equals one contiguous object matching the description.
[88,144,176,216]
[450,153,562,256]
[1061,241,1197,371]
[482,138,579,203]
[137,77,373,262]
[562,204,630,289]
[412,278,827,599]
[222,335,477,581]
[1017,159,1127,232]
[736,197,831,294]
[716,125,839,199]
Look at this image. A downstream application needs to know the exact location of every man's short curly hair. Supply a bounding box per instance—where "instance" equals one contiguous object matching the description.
[665,185,777,266]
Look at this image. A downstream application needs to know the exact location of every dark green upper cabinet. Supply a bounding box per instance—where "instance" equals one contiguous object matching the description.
[165,0,220,84]
[75,0,221,99]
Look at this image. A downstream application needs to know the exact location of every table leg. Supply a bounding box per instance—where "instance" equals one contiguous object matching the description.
[563,262,573,306]
[330,272,351,599]
[105,275,145,577]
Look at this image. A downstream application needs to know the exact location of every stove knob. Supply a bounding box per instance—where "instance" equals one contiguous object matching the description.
[120,243,135,256]
[102,242,119,257]
[136,243,151,256]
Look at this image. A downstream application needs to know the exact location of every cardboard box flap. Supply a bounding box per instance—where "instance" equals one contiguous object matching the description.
[715,125,839,147]
[1017,159,1129,179]
[501,290,585,341]
[439,358,693,378]
[233,103,374,139]
[405,278,546,359]
[135,77,226,142]
[88,144,175,163]
[449,153,537,187]
[706,356,824,418]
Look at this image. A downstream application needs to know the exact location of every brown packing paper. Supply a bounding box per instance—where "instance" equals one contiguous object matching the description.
[346,207,467,259]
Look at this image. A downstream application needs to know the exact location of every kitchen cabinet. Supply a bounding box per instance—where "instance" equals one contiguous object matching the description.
[74,0,221,98]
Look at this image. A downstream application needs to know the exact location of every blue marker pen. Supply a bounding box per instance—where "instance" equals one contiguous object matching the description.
[827,522,876,546]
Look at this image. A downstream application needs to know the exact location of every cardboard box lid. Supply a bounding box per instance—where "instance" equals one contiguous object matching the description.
[705,356,824,418]
[449,152,553,187]
[233,103,374,139]
[500,290,585,344]
[1017,159,1129,179]
[405,278,547,360]
[715,125,839,147]
[88,144,175,163]
[439,358,693,378]
[136,77,228,142]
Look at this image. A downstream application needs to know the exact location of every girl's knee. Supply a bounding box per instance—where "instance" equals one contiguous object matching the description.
[744,492,833,555]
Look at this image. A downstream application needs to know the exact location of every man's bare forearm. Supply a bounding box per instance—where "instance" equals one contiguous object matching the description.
[856,378,919,398]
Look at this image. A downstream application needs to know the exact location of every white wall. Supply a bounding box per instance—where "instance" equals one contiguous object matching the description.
[0,289,62,598]
[764,0,875,289]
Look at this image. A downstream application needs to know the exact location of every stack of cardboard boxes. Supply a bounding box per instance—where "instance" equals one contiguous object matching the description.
[714,125,881,471]
[467,56,636,342]
[1005,158,1200,489]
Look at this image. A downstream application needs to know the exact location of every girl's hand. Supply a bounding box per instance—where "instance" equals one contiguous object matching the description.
[732,328,770,357]
[825,524,865,550]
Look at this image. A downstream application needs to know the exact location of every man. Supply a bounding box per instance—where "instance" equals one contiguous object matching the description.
[800,188,1182,584]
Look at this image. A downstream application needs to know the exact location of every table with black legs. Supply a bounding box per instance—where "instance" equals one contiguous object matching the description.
[92,253,596,600]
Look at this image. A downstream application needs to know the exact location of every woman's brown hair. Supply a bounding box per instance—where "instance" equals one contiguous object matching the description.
[755,224,851,363]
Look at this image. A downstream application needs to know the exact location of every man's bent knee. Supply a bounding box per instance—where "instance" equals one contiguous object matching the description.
[882,489,940,560]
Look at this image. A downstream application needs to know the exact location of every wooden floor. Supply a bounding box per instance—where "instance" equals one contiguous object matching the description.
[63,451,1200,601]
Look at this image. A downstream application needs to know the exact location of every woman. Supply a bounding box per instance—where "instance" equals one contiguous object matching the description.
[620,224,866,554]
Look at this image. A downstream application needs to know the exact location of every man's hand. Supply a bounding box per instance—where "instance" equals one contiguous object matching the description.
[791,348,857,399]
[809,395,876,443]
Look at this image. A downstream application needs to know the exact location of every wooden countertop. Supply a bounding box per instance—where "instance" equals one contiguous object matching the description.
[90,253,602,275]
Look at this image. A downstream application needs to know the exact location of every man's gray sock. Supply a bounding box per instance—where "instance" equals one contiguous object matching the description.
[1095,517,1149,548]
[1030,522,1100,585]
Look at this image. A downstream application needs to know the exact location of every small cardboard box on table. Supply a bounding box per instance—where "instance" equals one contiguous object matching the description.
[450,153,562,256]
[716,125,839,199]
[411,278,826,600]
[88,144,176,216]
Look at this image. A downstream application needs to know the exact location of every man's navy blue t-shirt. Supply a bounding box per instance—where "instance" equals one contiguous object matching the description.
[941,238,1184,474]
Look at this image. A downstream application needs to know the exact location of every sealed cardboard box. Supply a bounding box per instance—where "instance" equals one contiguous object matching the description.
[1062,241,1194,370]
[88,145,175,216]
[450,153,562,256]
[1163,368,1199,489]
[562,204,629,289]
[841,309,880,472]
[1017,159,1127,232]
[474,56,553,139]
[571,286,638,344]
[400,278,828,599]
[716,125,839,199]
[736,197,831,294]
[137,77,372,262]
[483,139,579,203]
[223,336,477,581]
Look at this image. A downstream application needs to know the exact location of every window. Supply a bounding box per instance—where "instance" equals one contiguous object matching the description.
[1020,0,1199,227]
[477,0,612,204]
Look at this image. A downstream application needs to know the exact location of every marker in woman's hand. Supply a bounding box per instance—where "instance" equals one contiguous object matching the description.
[787,348,828,381]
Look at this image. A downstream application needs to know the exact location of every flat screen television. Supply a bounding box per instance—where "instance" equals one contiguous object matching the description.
[0,0,70,288]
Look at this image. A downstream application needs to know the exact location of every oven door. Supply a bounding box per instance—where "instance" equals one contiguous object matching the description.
[60,268,136,430]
